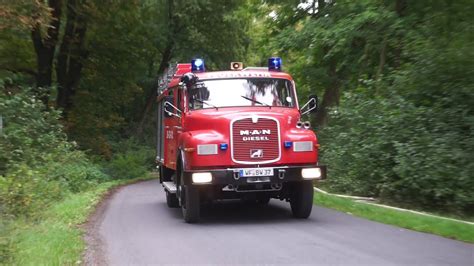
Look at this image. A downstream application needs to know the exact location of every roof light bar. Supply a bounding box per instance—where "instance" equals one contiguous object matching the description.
[191,58,205,72]
[268,57,282,71]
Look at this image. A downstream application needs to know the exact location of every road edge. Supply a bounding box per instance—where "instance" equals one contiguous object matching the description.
[82,175,156,265]
[313,187,474,243]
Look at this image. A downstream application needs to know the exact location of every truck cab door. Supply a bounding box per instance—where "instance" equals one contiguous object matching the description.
[163,87,182,170]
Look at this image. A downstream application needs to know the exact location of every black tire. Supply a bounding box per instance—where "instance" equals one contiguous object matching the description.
[159,165,174,183]
[166,191,179,208]
[181,184,200,223]
[290,181,314,218]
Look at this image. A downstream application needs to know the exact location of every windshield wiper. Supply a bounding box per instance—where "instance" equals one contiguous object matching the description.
[194,98,218,110]
[241,95,271,108]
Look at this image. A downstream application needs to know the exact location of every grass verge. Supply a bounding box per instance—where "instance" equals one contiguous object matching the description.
[314,192,474,243]
[8,174,154,265]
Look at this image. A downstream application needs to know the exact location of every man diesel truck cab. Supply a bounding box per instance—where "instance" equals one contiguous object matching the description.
[156,58,326,223]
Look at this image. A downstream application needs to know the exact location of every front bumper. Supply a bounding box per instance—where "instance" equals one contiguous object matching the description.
[182,165,326,186]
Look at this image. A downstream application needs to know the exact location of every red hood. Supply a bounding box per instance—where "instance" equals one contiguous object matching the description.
[183,107,301,132]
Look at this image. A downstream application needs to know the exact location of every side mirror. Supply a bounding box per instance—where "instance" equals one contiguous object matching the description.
[163,95,174,118]
[308,95,318,113]
[300,95,318,115]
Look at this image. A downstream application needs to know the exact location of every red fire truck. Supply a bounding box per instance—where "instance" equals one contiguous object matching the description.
[156,58,326,223]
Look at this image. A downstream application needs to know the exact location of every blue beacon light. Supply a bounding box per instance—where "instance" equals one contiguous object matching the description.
[191,58,205,72]
[220,143,228,150]
[284,141,292,148]
[268,57,282,71]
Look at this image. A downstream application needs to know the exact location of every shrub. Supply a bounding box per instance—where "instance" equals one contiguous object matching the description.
[319,92,474,215]
[103,139,154,179]
[0,83,110,218]
[0,165,64,218]
[42,151,109,193]
[0,87,65,175]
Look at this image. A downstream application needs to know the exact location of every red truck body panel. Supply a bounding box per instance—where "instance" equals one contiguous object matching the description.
[157,64,319,174]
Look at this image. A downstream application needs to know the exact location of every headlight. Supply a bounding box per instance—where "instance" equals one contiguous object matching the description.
[301,168,322,179]
[197,144,218,155]
[293,141,313,152]
[192,172,212,183]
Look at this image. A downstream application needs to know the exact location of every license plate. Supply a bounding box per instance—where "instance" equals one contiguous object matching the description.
[239,168,274,177]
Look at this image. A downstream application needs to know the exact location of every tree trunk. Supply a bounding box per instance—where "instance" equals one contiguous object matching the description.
[317,0,326,13]
[315,60,340,126]
[375,35,388,95]
[31,0,62,106]
[395,0,407,17]
[393,0,407,68]
[56,0,88,116]
[136,0,176,136]
[136,44,173,135]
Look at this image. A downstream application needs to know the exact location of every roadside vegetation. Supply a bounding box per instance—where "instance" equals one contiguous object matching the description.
[314,192,474,243]
[5,176,152,265]
[0,83,155,263]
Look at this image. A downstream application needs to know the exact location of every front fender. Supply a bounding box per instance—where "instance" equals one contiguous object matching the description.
[179,130,228,170]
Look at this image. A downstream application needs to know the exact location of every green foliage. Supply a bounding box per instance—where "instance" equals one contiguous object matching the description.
[320,90,474,215]
[314,191,474,243]
[103,139,155,179]
[0,165,64,218]
[0,86,64,173]
[7,176,152,265]
[42,151,109,193]
[0,83,107,219]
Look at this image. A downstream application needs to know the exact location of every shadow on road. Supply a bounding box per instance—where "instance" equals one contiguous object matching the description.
[159,199,320,226]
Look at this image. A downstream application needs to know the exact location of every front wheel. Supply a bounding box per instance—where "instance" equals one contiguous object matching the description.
[290,181,314,218]
[181,185,200,223]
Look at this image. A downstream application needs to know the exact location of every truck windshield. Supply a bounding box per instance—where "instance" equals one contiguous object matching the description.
[189,78,295,110]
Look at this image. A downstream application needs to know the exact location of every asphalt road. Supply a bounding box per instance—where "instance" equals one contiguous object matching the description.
[87,180,473,265]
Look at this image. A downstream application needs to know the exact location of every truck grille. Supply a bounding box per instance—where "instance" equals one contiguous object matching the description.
[231,117,280,164]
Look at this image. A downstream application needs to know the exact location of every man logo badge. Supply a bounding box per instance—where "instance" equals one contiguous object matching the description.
[250,149,263,158]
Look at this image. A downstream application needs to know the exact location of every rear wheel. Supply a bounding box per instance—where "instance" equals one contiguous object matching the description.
[290,181,314,218]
